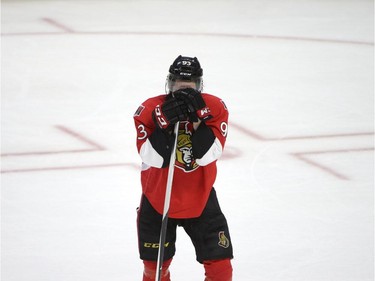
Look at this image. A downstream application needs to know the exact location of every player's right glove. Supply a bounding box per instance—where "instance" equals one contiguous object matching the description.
[152,97,189,130]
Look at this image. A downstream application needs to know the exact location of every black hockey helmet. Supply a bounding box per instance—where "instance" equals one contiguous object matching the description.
[166,55,203,93]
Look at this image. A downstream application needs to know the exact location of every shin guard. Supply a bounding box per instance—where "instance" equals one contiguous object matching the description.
[203,259,232,281]
[143,259,172,281]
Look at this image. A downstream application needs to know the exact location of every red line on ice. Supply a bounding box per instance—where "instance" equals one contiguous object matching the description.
[292,153,350,180]
[1,163,139,174]
[41,17,75,33]
[292,147,374,180]
[1,18,372,46]
[1,125,105,157]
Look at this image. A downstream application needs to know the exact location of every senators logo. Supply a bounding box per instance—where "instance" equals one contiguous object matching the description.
[218,231,230,249]
[175,122,199,172]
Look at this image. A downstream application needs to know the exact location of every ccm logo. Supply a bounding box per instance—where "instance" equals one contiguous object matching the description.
[143,242,170,248]
[155,105,167,126]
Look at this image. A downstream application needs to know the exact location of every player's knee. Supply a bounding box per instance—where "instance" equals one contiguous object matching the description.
[143,259,172,281]
[203,258,232,281]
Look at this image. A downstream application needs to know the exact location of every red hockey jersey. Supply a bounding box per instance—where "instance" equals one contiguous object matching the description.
[133,93,228,218]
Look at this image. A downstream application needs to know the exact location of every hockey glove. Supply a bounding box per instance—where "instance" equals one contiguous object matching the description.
[173,88,206,112]
[152,97,189,130]
[196,106,213,121]
[173,88,206,122]
[174,88,210,122]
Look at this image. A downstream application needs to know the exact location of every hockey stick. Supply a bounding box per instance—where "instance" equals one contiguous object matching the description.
[155,121,179,281]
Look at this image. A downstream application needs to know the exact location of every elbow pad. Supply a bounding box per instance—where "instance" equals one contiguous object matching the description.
[147,127,175,168]
[191,122,216,159]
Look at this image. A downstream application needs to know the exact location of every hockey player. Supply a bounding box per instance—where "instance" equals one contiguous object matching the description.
[133,55,233,281]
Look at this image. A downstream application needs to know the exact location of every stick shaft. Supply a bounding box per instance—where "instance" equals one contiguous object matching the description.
[155,122,179,281]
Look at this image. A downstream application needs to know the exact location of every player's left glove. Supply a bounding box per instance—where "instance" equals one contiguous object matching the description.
[173,88,206,122]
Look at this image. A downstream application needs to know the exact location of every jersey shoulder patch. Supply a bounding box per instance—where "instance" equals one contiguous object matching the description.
[134,105,145,117]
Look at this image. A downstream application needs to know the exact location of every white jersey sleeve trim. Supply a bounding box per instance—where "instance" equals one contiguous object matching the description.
[139,139,164,168]
[195,137,223,166]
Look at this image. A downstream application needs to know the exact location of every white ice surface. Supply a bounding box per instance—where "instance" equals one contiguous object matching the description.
[1,1,374,280]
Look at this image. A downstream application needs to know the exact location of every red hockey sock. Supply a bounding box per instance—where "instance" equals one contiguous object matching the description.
[203,259,233,281]
[143,259,172,281]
